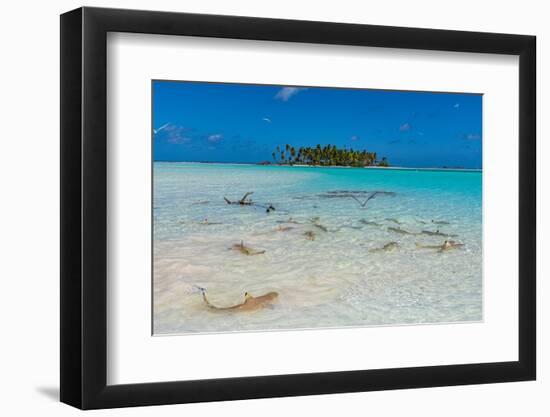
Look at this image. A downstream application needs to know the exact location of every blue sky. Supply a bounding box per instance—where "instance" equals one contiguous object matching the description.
[153,81,482,168]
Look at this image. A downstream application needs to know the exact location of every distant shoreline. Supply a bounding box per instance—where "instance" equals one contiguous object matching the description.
[154,160,482,172]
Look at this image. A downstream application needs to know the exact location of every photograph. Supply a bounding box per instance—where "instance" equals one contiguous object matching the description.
[152,80,483,335]
[53,3,538,411]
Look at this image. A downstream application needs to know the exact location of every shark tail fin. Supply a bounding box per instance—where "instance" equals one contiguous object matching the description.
[193,285,219,309]
[192,284,207,294]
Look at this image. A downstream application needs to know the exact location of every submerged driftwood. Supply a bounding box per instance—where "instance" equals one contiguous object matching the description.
[348,191,381,208]
[322,190,396,197]
[319,190,395,208]
[293,190,395,208]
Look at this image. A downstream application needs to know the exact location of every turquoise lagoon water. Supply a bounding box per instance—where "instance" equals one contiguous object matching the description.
[153,162,482,335]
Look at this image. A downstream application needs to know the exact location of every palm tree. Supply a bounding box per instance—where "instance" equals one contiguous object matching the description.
[297,147,303,164]
[271,144,385,167]
[378,156,389,167]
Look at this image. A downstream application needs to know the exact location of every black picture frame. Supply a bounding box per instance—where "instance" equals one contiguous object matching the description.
[60,6,536,410]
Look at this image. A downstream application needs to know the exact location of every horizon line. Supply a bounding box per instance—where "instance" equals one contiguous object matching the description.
[153,160,482,171]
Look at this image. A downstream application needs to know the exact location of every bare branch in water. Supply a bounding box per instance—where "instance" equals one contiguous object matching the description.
[349,191,380,208]
[223,192,278,213]
[223,192,254,205]
[239,191,254,204]
[224,192,254,205]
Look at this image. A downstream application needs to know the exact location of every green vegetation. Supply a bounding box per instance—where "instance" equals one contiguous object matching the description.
[271,144,389,167]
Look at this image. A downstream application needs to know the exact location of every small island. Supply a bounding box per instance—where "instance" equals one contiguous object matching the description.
[271,144,389,167]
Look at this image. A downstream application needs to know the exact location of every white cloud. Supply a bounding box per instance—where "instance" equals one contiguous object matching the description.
[262,117,272,123]
[453,103,460,108]
[350,135,360,141]
[167,136,191,145]
[464,133,481,140]
[154,123,193,145]
[399,122,412,132]
[274,87,307,101]
[207,134,223,143]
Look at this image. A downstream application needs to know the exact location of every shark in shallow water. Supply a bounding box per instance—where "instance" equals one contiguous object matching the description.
[415,240,465,252]
[230,241,266,255]
[199,289,279,312]
[369,242,399,253]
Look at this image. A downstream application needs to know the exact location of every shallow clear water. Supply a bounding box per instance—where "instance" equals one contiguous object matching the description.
[153,162,482,335]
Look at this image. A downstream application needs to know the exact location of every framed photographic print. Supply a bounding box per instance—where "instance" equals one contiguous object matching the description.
[60,7,536,409]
